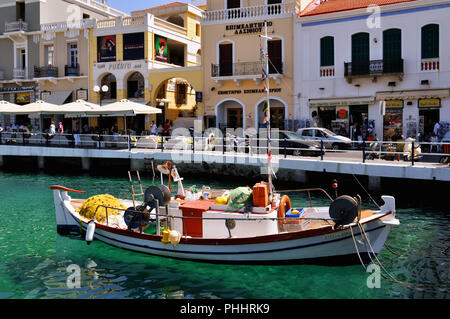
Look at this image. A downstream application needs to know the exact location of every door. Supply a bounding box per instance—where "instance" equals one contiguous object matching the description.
[352,33,369,75]
[68,44,78,67]
[268,39,282,74]
[219,43,233,76]
[270,107,285,129]
[227,108,243,128]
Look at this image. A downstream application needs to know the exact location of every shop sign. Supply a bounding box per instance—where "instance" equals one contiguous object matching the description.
[385,100,404,109]
[336,108,348,119]
[155,35,168,62]
[217,88,282,95]
[0,86,35,93]
[195,91,203,103]
[418,98,441,108]
[97,35,116,62]
[226,21,272,35]
[123,32,145,61]
[15,92,30,104]
[77,89,88,100]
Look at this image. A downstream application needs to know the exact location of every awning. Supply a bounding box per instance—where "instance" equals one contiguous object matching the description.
[376,89,450,101]
[43,91,73,105]
[309,96,375,107]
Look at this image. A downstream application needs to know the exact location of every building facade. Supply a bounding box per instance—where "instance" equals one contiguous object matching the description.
[295,0,450,143]
[89,2,203,132]
[0,0,124,129]
[201,0,303,132]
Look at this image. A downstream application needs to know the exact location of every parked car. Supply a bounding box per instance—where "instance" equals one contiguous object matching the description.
[296,127,352,150]
[274,131,323,157]
[440,131,450,164]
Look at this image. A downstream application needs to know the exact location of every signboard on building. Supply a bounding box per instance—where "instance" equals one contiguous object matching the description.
[418,98,441,108]
[15,92,30,104]
[77,89,88,100]
[385,100,404,108]
[97,35,116,62]
[155,35,168,62]
[123,32,145,61]
[225,21,273,35]
[195,91,203,103]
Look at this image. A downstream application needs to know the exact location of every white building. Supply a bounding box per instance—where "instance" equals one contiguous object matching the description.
[295,0,450,142]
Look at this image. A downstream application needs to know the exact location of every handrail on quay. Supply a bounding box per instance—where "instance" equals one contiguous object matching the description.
[0,130,449,166]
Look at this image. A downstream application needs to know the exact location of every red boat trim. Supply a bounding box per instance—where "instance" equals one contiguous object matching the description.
[84,211,392,246]
[51,185,85,194]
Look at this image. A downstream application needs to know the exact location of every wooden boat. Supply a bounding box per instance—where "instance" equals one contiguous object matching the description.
[51,166,399,265]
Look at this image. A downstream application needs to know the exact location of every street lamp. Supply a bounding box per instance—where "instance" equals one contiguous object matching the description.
[93,85,109,106]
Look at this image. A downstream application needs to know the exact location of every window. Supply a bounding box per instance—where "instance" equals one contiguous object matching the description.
[383,29,401,61]
[320,36,334,67]
[196,24,201,37]
[268,39,282,74]
[68,43,78,67]
[351,33,369,75]
[219,42,233,76]
[227,0,240,9]
[267,0,282,14]
[176,83,187,105]
[17,48,26,69]
[16,2,25,20]
[421,24,439,59]
[302,130,313,137]
[46,45,54,66]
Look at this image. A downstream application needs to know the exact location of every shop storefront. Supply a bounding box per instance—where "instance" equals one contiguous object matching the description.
[383,100,404,141]
[418,98,440,141]
[0,84,38,128]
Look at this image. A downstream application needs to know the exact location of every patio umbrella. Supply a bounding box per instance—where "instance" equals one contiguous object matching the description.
[13,100,61,115]
[87,99,162,133]
[60,99,101,117]
[0,100,20,114]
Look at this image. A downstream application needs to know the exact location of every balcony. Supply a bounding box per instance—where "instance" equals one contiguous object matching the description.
[34,66,58,78]
[65,64,80,77]
[421,58,439,72]
[203,2,298,24]
[344,59,404,82]
[13,68,26,80]
[4,20,28,33]
[211,61,283,85]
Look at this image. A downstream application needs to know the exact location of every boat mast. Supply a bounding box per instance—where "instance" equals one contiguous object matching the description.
[261,20,274,199]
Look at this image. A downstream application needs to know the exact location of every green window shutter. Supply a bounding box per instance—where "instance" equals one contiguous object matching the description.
[422,24,439,59]
[352,33,369,62]
[383,29,401,61]
[320,36,334,67]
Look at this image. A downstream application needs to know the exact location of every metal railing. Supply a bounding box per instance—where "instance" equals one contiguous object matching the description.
[13,68,26,79]
[65,64,80,77]
[1,130,449,166]
[344,59,404,77]
[5,20,28,33]
[212,61,283,77]
[34,66,59,78]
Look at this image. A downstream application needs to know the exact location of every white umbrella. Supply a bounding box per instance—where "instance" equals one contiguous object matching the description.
[13,100,61,115]
[60,99,101,117]
[88,99,161,116]
[0,100,20,114]
[87,99,162,133]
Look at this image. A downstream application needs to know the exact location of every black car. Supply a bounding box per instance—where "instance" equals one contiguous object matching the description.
[276,131,323,156]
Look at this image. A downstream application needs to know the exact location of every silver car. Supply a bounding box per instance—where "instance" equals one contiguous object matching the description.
[296,127,352,150]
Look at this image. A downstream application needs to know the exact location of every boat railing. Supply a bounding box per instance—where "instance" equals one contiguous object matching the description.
[277,188,334,207]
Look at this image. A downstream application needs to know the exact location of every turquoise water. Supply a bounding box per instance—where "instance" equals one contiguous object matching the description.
[0,171,448,299]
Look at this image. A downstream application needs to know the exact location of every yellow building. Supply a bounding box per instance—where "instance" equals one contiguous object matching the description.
[201,0,299,132]
[89,2,204,133]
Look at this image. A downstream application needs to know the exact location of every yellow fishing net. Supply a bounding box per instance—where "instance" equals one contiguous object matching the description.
[76,194,127,224]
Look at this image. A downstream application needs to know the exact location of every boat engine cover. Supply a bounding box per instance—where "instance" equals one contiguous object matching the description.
[329,195,359,228]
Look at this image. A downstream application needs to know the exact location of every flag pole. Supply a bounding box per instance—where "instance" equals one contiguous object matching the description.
[261,20,274,200]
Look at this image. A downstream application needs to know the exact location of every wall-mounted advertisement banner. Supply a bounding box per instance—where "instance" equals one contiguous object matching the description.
[97,35,116,62]
[123,32,145,61]
[16,92,31,104]
[155,35,168,62]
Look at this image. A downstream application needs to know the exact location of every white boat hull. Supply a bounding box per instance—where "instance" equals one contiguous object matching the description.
[52,188,398,265]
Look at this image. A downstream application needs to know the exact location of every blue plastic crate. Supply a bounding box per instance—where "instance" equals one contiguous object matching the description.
[285,208,305,218]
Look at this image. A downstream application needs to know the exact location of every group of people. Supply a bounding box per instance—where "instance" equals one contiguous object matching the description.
[150,120,172,137]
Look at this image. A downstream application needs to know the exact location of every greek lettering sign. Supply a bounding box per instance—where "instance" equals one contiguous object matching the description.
[418,98,441,108]
[226,21,273,35]
[385,100,404,109]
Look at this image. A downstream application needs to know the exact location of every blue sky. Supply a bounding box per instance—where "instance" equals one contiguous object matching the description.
[106,0,190,14]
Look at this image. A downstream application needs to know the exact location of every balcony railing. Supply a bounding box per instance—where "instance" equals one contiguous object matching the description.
[421,58,439,72]
[65,64,80,77]
[344,59,404,77]
[41,19,94,32]
[5,20,28,33]
[13,68,26,79]
[211,61,283,78]
[203,2,298,23]
[34,66,58,78]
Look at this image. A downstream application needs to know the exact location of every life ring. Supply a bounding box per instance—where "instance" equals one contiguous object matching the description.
[278,195,291,228]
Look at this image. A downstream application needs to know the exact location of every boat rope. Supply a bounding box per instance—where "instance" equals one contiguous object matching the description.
[351,174,381,209]
[349,222,449,290]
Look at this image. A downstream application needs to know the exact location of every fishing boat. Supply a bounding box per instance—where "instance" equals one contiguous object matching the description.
[50,21,399,265]
[51,162,399,265]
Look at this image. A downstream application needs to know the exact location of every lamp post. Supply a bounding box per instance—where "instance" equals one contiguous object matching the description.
[93,85,109,106]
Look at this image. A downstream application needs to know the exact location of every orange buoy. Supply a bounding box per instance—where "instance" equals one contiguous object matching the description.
[277,195,291,228]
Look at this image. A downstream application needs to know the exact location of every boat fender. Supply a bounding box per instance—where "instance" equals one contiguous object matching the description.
[329,195,359,229]
[86,220,96,245]
[161,228,171,245]
[169,230,181,246]
[278,195,291,228]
